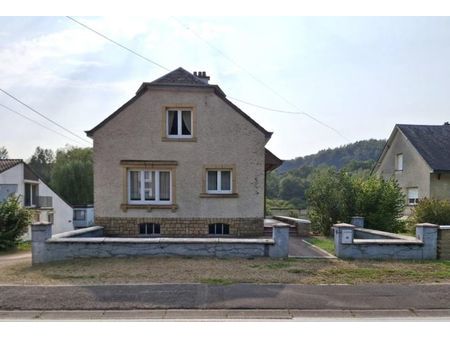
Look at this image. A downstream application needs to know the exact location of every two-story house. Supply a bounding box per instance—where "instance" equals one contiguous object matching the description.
[86,67,282,237]
[373,123,450,214]
[0,159,74,239]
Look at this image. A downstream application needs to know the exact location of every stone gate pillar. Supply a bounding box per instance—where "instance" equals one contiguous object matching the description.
[31,222,52,265]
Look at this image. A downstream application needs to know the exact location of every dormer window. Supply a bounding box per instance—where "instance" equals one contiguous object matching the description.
[167,109,192,138]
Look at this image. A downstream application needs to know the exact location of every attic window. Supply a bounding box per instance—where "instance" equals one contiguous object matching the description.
[395,153,403,171]
[167,109,192,138]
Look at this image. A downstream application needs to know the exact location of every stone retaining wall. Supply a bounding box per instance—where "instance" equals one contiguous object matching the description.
[31,222,289,264]
[94,217,263,237]
[333,223,438,260]
[438,226,450,259]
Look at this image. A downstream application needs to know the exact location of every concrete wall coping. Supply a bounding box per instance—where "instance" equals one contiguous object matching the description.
[416,223,439,228]
[47,236,275,245]
[440,225,450,230]
[51,226,104,239]
[273,216,311,224]
[353,238,423,245]
[333,223,356,228]
[354,227,417,241]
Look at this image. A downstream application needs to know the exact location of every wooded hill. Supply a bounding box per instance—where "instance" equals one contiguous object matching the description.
[277,139,386,174]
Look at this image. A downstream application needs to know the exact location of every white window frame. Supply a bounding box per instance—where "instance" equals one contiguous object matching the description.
[166,109,192,138]
[396,153,403,171]
[206,170,232,194]
[407,187,419,206]
[24,182,38,207]
[128,170,172,205]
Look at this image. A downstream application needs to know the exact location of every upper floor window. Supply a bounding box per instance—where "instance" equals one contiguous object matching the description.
[167,109,192,138]
[395,153,403,171]
[24,183,38,207]
[207,169,232,194]
[128,169,171,204]
[407,187,419,206]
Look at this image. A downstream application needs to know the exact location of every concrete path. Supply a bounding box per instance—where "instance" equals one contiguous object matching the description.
[288,237,335,258]
[0,283,449,311]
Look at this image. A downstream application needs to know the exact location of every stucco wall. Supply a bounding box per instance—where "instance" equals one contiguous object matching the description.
[430,173,450,200]
[92,87,267,219]
[375,129,432,210]
[0,164,25,200]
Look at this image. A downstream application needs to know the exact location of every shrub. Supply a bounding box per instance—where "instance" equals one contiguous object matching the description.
[409,198,450,226]
[0,196,31,251]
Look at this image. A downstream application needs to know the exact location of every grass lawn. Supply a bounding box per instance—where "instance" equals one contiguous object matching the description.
[305,236,335,254]
[0,255,449,285]
[0,241,31,256]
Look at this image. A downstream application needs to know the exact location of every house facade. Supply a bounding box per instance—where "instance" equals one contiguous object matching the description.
[373,124,450,214]
[87,67,282,237]
[0,159,74,239]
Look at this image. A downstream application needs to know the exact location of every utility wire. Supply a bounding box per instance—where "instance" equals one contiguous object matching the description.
[228,96,350,141]
[66,16,170,71]
[0,88,92,145]
[0,103,86,146]
[65,16,349,142]
[171,17,351,142]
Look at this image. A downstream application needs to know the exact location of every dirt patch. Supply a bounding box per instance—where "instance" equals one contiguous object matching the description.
[0,255,449,285]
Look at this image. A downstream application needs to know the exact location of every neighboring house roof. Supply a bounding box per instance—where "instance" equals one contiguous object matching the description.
[373,123,450,174]
[396,124,450,172]
[0,159,23,174]
[86,67,273,139]
[265,148,283,171]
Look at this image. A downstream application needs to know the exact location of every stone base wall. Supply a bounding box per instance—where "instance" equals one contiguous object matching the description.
[94,217,264,238]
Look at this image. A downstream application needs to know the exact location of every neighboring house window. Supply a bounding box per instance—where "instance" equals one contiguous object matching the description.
[48,212,54,224]
[128,170,171,204]
[207,170,232,194]
[395,153,403,171]
[407,188,419,205]
[139,223,160,235]
[167,109,192,138]
[209,223,230,235]
[74,210,86,221]
[24,183,38,207]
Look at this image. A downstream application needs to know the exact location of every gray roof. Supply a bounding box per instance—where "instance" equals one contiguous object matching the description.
[0,159,22,174]
[397,124,450,172]
[150,67,209,86]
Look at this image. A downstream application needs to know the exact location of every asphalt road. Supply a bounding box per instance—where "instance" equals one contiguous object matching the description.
[0,283,449,311]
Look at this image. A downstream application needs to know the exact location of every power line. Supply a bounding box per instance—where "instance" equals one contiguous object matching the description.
[66,16,170,71]
[0,102,87,146]
[0,88,92,145]
[228,96,351,141]
[65,16,349,142]
[171,17,351,142]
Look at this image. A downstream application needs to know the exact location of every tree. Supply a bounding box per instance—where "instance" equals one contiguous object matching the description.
[0,196,31,250]
[266,171,280,199]
[0,146,8,159]
[354,176,405,233]
[306,168,356,236]
[51,147,93,205]
[28,147,54,183]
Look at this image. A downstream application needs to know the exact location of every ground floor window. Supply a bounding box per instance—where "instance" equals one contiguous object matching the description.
[128,170,171,204]
[207,170,232,193]
[139,223,161,235]
[208,223,230,235]
[74,210,86,221]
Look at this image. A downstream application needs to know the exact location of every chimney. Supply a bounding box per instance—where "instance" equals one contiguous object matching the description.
[193,71,210,84]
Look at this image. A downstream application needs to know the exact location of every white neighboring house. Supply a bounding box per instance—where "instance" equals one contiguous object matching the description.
[0,159,74,239]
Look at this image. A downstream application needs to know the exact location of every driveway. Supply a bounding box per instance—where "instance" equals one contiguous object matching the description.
[289,237,335,258]
[0,251,31,267]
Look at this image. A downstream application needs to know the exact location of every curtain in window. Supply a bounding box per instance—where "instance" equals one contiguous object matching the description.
[144,171,155,200]
[181,110,191,135]
[221,171,231,191]
[129,171,141,200]
[168,110,178,135]
[208,171,218,191]
[159,171,170,201]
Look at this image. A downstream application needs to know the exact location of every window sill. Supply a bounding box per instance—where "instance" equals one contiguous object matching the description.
[199,193,239,198]
[162,137,197,142]
[120,203,178,212]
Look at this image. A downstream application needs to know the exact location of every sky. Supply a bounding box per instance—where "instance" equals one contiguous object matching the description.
[1,16,450,161]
